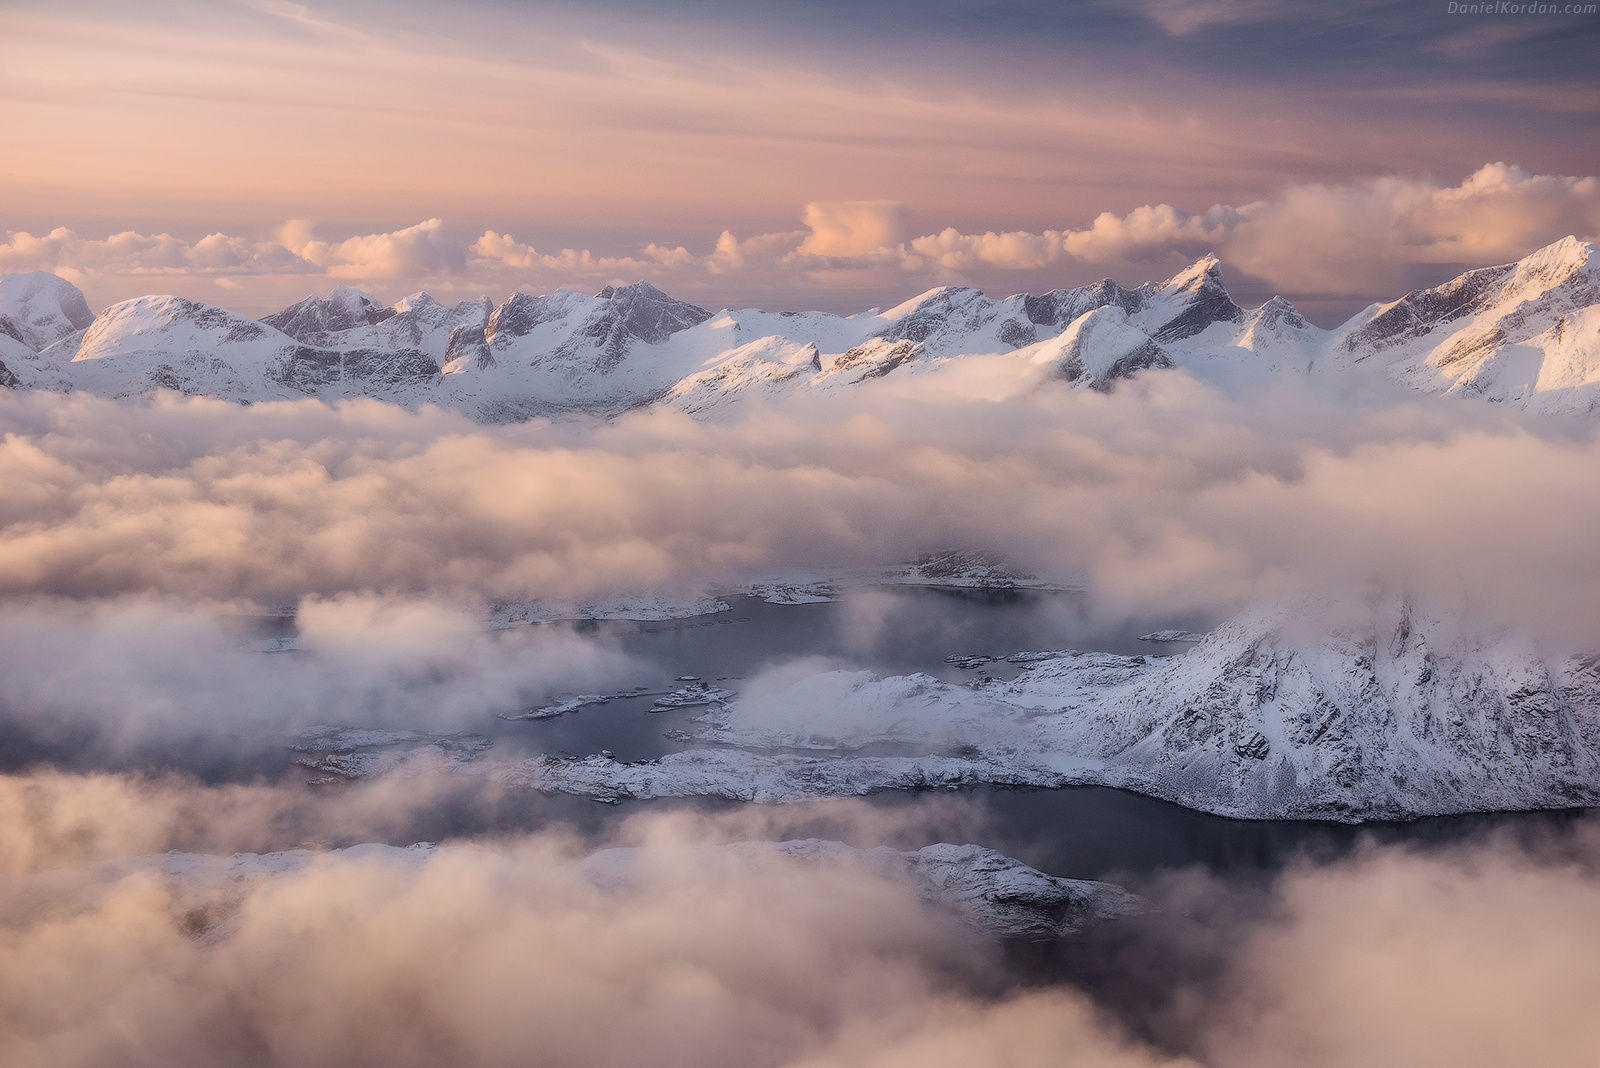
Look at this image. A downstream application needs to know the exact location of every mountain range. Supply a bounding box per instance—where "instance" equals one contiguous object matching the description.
[2,236,1597,417]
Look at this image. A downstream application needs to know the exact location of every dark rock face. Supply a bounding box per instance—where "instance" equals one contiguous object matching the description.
[1151,288,1243,343]
[1341,265,1515,356]
[272,345,439,394]
[831,339,922,381]
[444,324,495,371]
[486,292,566,342]
[263,290,396,340]
[1234,732,1271,759]
[0,317,27,346]
[996,319,1037,348]
[1023,279,1141,328]
[594,282,713,344]
[0,359,18,388]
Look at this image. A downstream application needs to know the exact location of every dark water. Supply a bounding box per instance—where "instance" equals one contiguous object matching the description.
[450,587,1590,882]
[5,586,1587,883]
[497,586,1205,761]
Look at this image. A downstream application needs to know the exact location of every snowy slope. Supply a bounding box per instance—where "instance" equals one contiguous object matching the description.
[1022,305,1174,389]
[0,271,94,351]
[6,237,1599,415]
[31,295,440,401]
[500,595,1600,822]
[1331,236,1600,413]
[663,335,822,415]
[267,287,494,364]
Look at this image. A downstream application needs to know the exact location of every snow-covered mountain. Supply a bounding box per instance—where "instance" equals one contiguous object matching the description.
[267,286,495,364]
[1023,305,1174,388]
[4,237,1598,417]
[1330,235,1600,413]
[0,270,94,351]
[498,595,1600,822]
[11,294,439,401]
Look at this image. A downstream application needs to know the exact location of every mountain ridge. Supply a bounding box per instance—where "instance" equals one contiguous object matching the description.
[3,237,1596,417]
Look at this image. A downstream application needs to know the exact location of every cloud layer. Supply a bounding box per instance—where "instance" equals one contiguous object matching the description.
[6,165,1598,315]
[3,373,1599,644]
[6,767,1600,1067]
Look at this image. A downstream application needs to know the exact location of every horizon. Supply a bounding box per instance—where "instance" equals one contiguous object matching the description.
[5,1,1599,323]
[17,230,1598,331]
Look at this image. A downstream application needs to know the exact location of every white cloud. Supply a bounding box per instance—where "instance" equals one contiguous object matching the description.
[2,375,1600,647]
[4,164,1598,309]
[799,200,908,257]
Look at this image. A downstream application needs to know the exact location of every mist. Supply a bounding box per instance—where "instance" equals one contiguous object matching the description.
[2,368,1598,647]
[6,767,1600,1067]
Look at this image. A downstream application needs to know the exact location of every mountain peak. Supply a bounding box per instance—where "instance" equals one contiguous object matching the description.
[879,285,985,320]
[1251,295,1308,327]
[1034,305,1173,389]
[394,291,444,313]
[0,271,95,351]
[1515,234,1595,276]
[1159,253,1227,294]
[327,282,376,301]
[263,286,395,339]
[1134,254,1241,343]
[582,281,712,351]
[598,280,669,301]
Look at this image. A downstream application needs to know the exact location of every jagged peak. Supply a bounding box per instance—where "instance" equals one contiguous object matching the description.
[394,290,443,312]
[326,283,380,307]
[1248,295,1309,328]
[877,285,988,321]
[1512,234,1596,277]
[1156,253,1228,294]
[598,280,673,302]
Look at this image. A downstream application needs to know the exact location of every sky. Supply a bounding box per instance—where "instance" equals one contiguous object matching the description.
[3,0,1600,319]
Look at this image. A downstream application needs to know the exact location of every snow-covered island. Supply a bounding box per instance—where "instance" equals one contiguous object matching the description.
[483,596,1600,822]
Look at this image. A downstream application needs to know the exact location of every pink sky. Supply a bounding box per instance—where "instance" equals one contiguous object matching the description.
[4,0,1599,319]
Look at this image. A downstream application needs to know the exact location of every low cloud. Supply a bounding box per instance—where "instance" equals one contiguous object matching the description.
[1,377,1598,645]
[6,164,1596,312]
[5,767,1600,1066]
[0,594,637,764]
[798,201,908,257]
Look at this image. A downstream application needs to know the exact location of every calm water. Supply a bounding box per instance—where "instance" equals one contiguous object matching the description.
[496,587,1204,761]
[6,586,1586,882]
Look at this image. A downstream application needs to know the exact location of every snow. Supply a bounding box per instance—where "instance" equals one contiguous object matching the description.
[1139,630,1205,643]
[488,595,1600,822]
[5,237,1599,416]
[1331,236,1600,413]
[745,581,839,605]
[1022,305,1173,389]
[0,270,94,351]
[291,725,493,781]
